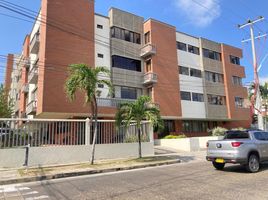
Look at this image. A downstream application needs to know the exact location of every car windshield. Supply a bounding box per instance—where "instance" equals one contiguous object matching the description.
[224,131,249,139]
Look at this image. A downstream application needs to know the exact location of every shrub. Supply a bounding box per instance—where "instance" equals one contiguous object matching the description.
[212,127,228,136]
[163,134,187,139]
[231,127,246,131]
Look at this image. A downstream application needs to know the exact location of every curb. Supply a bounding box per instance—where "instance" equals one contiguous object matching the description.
[0,160,181,185]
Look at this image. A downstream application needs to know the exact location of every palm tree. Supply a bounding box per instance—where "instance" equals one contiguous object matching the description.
[65,64,112,164]
[115,96,163,158]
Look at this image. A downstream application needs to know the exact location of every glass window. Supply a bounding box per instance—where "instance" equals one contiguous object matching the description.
[177,42,187,51]
[179,66,189,75]
[145,32,150,44]
[183,121,209,133]
[190,68,202,78]
[207,94,226,105]
[112,55,141,72]
[230,55,240,65]
[192,93,204,102]
[121,87,138,99]
[188,45,200,55]
[97,24,103,29]
[181,91,191,101]
[235,97,244,108]
[203,48,221,61]
[232,76,242,86]
[225,131,249,139]
[205,71,224,83]
[97,53,104,58]
[111,26,141,44]
[254,132,268,141]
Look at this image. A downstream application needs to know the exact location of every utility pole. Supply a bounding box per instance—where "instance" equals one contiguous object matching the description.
[238,16,267,130]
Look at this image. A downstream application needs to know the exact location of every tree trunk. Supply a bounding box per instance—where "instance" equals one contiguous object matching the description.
[90,97,98,165]
[138,127,142,158]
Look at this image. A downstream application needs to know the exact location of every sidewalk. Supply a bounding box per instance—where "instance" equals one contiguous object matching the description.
[0,155,182,186]
[0,149,206,186]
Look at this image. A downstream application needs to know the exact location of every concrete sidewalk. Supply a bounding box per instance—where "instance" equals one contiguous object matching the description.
[0,150,206,186]
[0,155,182,185]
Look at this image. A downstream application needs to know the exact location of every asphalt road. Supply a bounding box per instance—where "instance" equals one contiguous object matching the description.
[2,158,268,200]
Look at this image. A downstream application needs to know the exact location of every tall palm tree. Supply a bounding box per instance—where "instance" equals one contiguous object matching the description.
[65,64,112,164]
[115,96,162,158]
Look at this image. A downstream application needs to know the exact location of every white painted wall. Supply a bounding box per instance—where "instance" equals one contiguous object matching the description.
[176,32,206,119]
[0,143,154,168]
[28,11,42,106]
[155,136,223,152]
[95,14,111,98]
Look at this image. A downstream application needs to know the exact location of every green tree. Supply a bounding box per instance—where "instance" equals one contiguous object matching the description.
[0,84,13,118]
[65,64,112,164]
[115,96,163,158]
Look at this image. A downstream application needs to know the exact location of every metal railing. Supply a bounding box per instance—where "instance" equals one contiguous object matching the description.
[0,119,152,149]
[22,84,29,93]
[28,65,38,84]
[26,100,37,115]
[143,72,158,85]
[97,98,136,108]
[30,33,40,54]
[140,44,156,58]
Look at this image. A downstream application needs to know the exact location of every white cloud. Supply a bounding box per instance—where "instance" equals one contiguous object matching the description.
[174,0,221,27]
[259,76,268,85]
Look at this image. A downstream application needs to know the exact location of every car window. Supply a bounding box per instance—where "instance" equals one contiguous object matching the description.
[224,131,249,139]
[255,132,268,141]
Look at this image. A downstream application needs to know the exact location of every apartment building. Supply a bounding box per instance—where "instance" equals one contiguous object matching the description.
[4,0,251,136]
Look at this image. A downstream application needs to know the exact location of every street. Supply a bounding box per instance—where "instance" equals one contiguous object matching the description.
[2,156,268,200]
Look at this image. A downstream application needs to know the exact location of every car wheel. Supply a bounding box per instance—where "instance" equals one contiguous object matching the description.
[212,162,225,170]
[246,154,260,173]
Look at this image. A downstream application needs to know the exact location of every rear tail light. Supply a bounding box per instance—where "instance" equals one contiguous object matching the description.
[206,142,209,148]
[231,142,243,147]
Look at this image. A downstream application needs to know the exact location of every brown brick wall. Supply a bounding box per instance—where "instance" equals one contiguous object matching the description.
[38,0,95,117]
[4,54,14,93]
[144,20,181,118]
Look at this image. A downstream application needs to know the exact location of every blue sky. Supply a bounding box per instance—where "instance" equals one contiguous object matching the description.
[0,0,268,85]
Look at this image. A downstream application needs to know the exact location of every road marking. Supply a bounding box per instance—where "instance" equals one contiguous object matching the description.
[22,191,39,196]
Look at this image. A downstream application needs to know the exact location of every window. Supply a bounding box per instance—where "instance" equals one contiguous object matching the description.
[225,131,249,139]
[181,91,191,101]
[205,71,224,83]
[164,120,175,133]
[203,48,221,61]
[111,27,141,44]
[112,55,141,72]
[188,45,200,55]
[179,66,189,75]
[97,53,104,58]
[230,55,240,65]
[207,94,226,105]
[232,76,242,86]
[97,24,103,29]
[121,87,138,99]
[98,84,104,88]
[145,32,150,44]
[145,60,152,72]
[177,42,187,51]
[192,93,204,102]
[183,121,209,133]
[254,132,268,141]
[235,97,244,108]
[190,68,202,78]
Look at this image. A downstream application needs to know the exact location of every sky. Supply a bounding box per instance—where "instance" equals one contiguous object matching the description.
[0,0,268,85]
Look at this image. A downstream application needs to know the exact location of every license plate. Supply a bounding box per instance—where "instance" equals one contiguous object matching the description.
[215,158,225,163]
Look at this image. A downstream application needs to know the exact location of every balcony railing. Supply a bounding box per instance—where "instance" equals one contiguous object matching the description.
[140,44,156,58]
[22,84,29,93]
[24,58,30,69]
[143,72,158,85]
[97,98,136,108]
[28,65,38,84]
[26,100,37,115]
[30,33,40,54]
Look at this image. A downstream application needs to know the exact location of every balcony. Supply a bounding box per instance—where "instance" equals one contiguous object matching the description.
[97,98,136,108]
[28,65,38,84]
[24,58,30,69]
[22,84,29,93]
[140,44,156,58]
[143,72,158,86]
[30,33,40,54]
[26,100,37,115]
